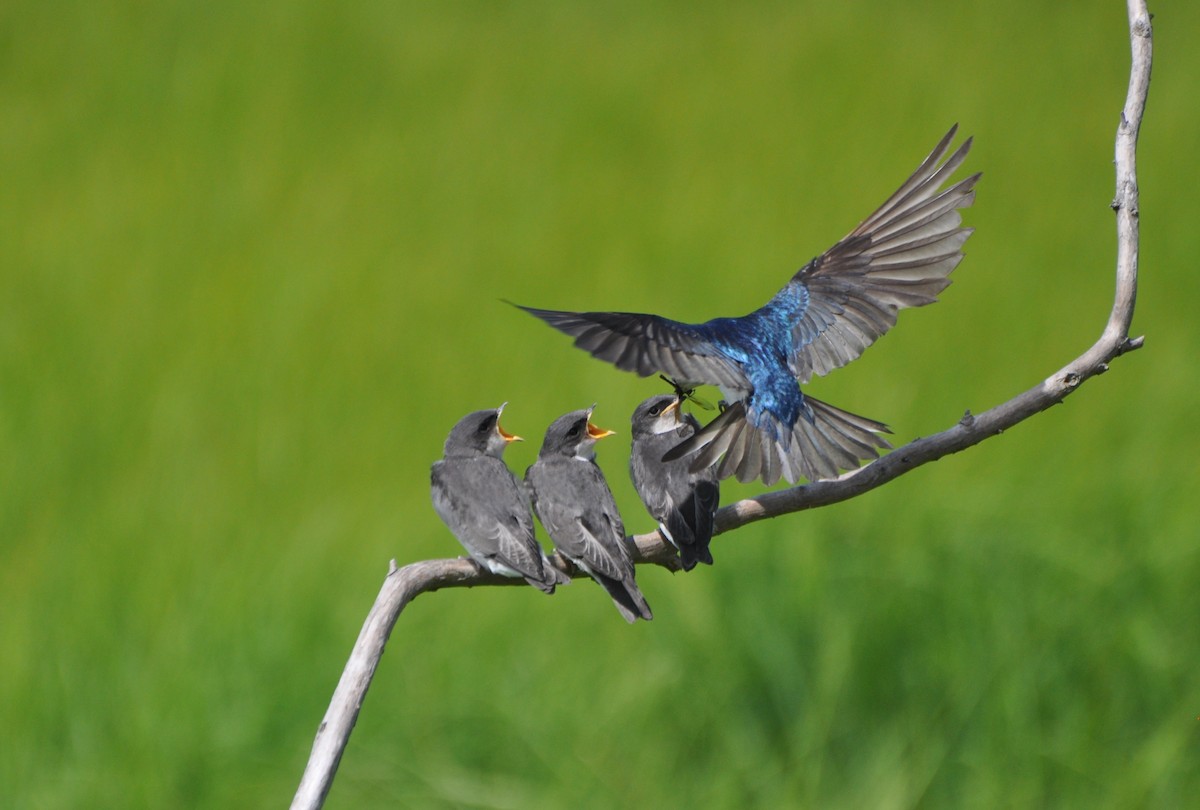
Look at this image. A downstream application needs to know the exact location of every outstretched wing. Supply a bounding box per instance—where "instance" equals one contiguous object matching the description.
[787,125,980,382]
[514,305,748,391]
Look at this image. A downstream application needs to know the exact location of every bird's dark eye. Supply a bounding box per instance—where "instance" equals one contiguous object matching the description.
[567,423,581,437]
[649,404,663,416]
[478,417,494,434]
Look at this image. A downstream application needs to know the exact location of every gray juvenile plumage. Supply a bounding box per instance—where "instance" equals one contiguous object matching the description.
[630,394,720,571]
[431,405,568,593]
[526,407,653,623]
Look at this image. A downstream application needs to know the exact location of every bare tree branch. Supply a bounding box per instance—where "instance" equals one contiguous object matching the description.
[290,4,1153,807]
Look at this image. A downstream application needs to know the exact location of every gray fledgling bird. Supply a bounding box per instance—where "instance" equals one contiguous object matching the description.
[431,405,568,593]
[630,394,720,571]
[526,407,653,623]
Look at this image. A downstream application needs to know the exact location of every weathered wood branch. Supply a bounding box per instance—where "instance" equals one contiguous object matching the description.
[291,3,1152,807]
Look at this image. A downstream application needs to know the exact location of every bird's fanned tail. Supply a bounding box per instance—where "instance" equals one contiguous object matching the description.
[664,397,892,486]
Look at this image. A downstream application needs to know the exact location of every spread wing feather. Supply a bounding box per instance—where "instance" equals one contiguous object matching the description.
[788,126,980,382]
[515,306,748,390]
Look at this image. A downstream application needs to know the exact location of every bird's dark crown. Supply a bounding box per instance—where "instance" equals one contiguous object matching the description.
[444,409,503,457]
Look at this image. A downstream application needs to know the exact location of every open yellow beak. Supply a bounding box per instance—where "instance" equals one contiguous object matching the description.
[586,421,615,440]
[495,403,522,442]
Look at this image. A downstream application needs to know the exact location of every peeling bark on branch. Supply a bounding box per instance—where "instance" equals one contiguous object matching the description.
[291,4,1153,807]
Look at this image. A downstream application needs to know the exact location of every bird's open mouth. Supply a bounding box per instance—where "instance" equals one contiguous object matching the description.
[493,403,522,442]
[586,421,615,440]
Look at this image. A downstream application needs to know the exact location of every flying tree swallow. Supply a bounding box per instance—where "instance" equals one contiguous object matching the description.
[630,393,720,571]
[515,126,979,485]
[431,405,568,593]
[525,407,654,623]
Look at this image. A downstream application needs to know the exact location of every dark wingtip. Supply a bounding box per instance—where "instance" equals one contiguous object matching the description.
[504,299,563,320]
[528,577,556,594]
[660,438,693,463]
[678,546,713,571]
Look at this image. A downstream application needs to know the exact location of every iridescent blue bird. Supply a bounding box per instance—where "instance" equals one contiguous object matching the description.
[515,126,979,486]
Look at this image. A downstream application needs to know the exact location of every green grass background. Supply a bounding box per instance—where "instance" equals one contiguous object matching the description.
[3,1,1198,807]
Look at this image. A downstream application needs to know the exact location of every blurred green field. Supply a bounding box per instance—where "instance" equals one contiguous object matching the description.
[3,1,1199,807]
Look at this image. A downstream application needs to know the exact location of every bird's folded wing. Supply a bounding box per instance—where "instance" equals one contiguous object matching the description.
[635,474,672,526]
[514,305,747,390]
[491,521,548,578]
[575,514,633,581]
[788,125,981,382]
[671,480,719,545]
[435,465,545,576]
[468,493,543,571]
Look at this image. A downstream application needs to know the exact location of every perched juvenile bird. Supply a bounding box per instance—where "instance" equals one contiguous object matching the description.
[630,394,720,571]
[515,127,980,485]
[526,407,653,623]
[431,405,568,593]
